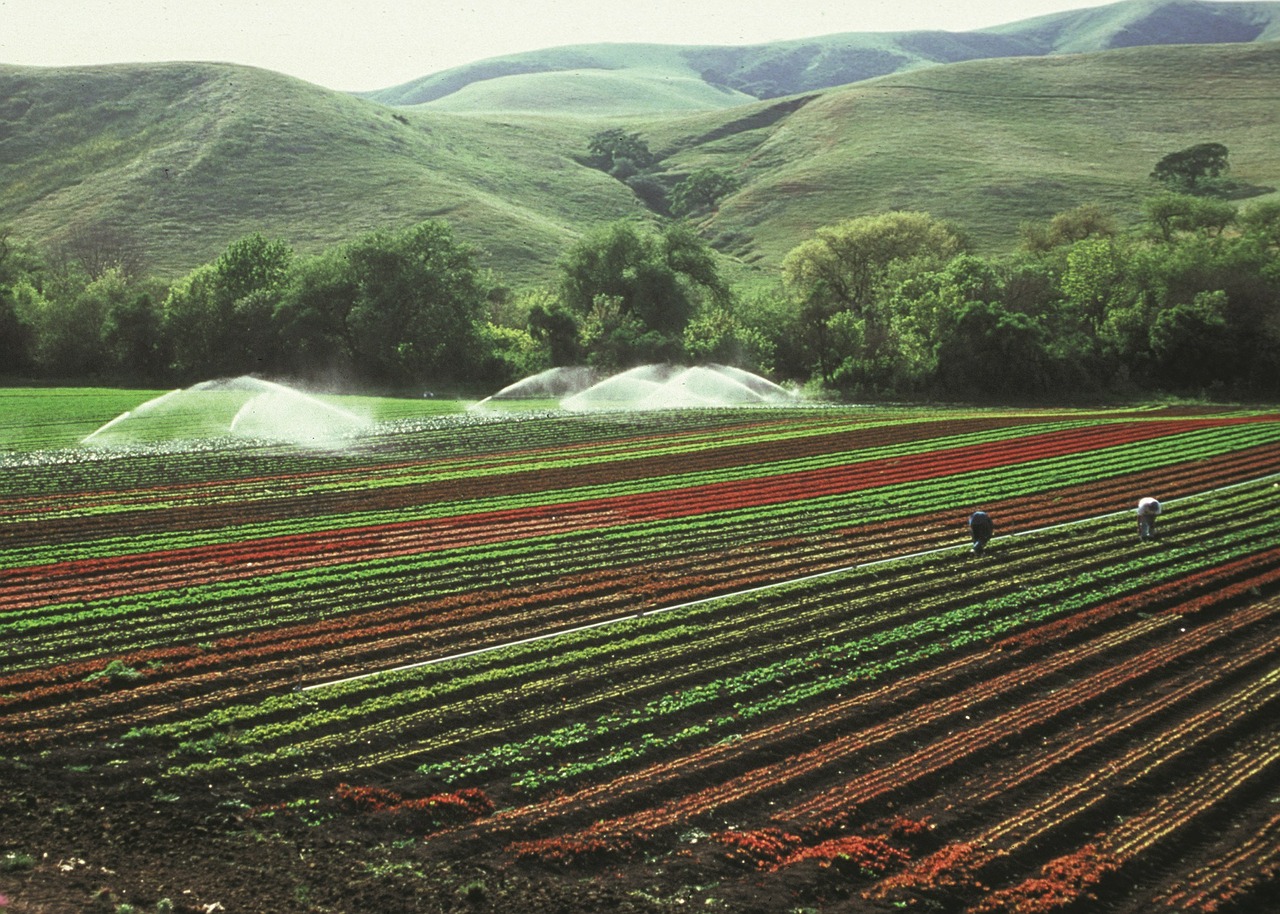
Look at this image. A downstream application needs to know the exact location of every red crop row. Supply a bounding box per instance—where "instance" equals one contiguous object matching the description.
[484,578,1279,863]
[4,447,1276,760]
[4,424,1276,620]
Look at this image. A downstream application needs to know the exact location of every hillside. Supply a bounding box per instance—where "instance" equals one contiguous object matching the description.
[363,0,1280,114]
[2,41,1278,287]
[643,40,1280,270]
[0,63,642,284]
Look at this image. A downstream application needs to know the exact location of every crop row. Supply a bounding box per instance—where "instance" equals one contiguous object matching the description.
[0,413,1117,561]
[1,442,1274,739]
[99,478,1279,793]
[3,405,1277,914]
[2,427,1272,675]
[2,413,1264,571]
[0,408,925,509]
[5,417,1276,636]
[496,581,1278,861]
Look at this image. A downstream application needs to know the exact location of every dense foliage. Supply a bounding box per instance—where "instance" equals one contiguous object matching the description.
[1,187,1278,398]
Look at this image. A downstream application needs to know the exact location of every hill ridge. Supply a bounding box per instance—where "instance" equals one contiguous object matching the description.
[363,0,1280,111]
[1,40,1278,286]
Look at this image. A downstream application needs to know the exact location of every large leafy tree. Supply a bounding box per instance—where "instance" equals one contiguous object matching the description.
[1143,193,1236,243]
[934,300,1052,399]
[1150,142,1229,193]
[781,212,965,386]
[585,129,655,178]
[99,283,164,381]
[670,168,740,219]
[1148,291,1234,391]
[272,248,360,378]
[0,230,36,375]
[557,221,728,368]
[344,220,489,386]
[162,233,293,379]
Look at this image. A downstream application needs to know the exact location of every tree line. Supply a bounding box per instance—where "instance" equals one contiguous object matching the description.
[1,190,1278,400]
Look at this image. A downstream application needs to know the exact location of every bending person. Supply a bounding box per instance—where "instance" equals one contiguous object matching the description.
[1137,496,1162,541]
[968,510,994,555]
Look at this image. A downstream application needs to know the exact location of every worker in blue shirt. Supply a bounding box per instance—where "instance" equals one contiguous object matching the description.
[968,510,994,555]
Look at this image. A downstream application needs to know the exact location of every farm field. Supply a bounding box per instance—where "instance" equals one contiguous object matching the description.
[1,394,1278,913]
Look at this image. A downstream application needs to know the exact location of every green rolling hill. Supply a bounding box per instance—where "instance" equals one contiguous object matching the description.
[642,40,1280,273]
[365,0,1280,112]
[1,1,1278,289]
[0,62,643,284]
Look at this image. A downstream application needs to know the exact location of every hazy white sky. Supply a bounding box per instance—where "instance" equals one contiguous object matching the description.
[2,0,1134,91]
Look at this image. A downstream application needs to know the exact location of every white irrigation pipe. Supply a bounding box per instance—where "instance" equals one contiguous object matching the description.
[301,470,1280,692]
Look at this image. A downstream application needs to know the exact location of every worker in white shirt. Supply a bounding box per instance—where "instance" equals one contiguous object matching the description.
[1137,496,1162,541]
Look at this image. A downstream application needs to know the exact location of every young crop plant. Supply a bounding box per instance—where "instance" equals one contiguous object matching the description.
[3,403,1279,914]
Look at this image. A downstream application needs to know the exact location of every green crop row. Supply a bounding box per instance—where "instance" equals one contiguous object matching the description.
[409,487,1280,792]
[0,412,1084,564]
[138,480,1278,786]
[6,415,1271,583]
[5,419,1276,670]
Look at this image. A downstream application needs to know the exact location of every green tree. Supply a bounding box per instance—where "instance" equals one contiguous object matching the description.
[526,297,582,367]
[577,294,666,368]
[557,222,727,368]
[1148,291,1234,392]
[8,279,53,374]
[100,286,164,380]
[1143,193,1236,243]
[476,321,548,385]
[1240,200,1280,249]
[273,249,359,378]
[682,306,774,374]
[1061,236,1130,333]
[0,229,36,375]
[162,264,221,378]
[1120,227,1280,393]
[934,300,1052,399]
[1019,203,1117,253]
[0,286,30,375]
[162,233,293,379]
[670,168,740,219]
[734,287,808,382]
[885,254,1004,389]
[586,129,655,179]
[215,233,293,307]
[781,212,965,386]
[16,267,139,378]
[1150,142,1229,192]
[344,220,489,386]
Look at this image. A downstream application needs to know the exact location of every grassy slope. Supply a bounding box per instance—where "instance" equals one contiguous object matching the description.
[422,68,755,115]
[639,40,1280,275]
[985,0,1280,52]
[0,63,645,285]
[364,0,1280,110]
[2,41,1278,289]
[365,43,726,107]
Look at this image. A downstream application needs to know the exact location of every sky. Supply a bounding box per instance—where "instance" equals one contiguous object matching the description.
[3,0,1131,92]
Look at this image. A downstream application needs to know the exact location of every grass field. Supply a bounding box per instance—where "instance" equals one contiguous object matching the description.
[0,386,465,453]
[1,388,1277,912]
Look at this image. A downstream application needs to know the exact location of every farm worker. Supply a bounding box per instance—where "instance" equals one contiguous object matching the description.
[968,510,994,555]
[1137,496,1162,541]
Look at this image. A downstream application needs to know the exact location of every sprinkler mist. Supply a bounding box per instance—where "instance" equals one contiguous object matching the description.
[470,366,602,410]
[477,363,796,411]
[562,364,795,411]
[82,376,370,450]
[472,363,795,412]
